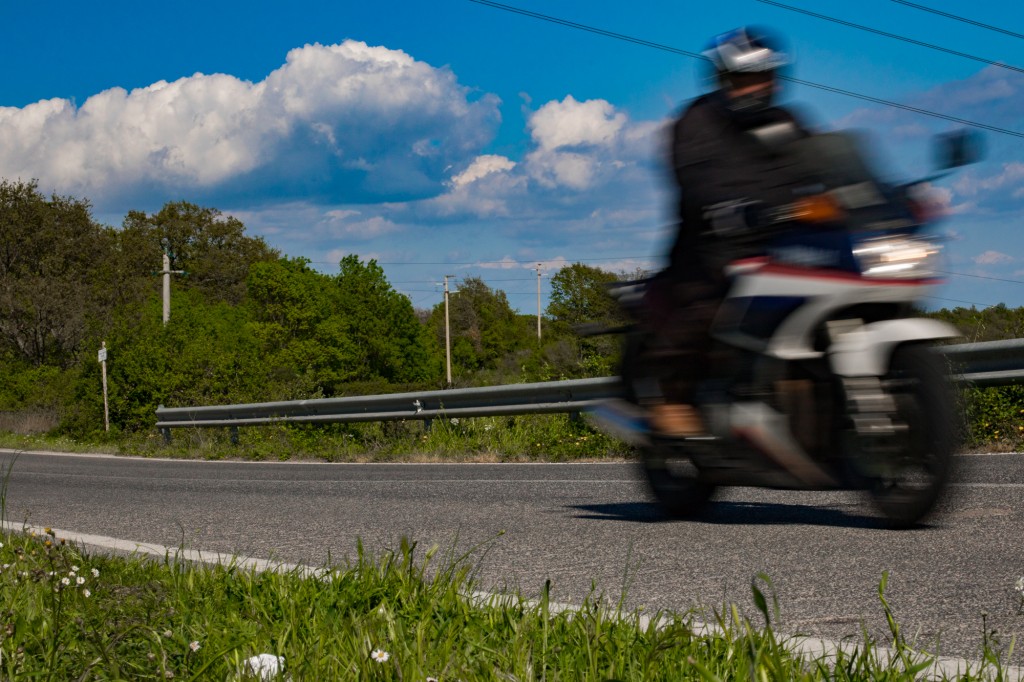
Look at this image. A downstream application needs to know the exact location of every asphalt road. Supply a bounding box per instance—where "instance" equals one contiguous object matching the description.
[1,449,1022,663]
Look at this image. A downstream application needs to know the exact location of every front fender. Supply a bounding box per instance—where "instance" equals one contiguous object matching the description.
[828,318,959,377]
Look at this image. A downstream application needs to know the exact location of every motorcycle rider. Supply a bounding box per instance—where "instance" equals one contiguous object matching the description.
[643,27,815,437]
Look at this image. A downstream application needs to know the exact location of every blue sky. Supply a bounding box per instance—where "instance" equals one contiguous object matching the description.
[2,0,1023,313]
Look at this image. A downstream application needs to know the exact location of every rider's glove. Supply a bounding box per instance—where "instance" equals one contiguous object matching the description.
[703,199,765,238]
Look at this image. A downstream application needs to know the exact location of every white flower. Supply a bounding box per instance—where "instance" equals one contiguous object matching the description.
[82,589,91,598]
[243,654,285,680]
[71,565,80,572]
[91,568,100,578]
[370,648,390,663]
[76,576,85,585]
[163,630,173,638]
[61,577,70,586]
[189,641,200,653]
[450,418,460,425]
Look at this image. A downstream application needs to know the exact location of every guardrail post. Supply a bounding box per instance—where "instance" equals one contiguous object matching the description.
[230,426,239,445]
[160,427,172,445]
[423,418,432,433]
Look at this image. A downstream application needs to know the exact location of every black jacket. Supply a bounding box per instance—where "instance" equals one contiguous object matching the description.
[668,92,812,277]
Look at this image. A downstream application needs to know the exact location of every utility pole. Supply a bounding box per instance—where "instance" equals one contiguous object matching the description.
[536,263,543,341]
[159,251,186,325]
[98,342,109,432]
[444,275,455,386]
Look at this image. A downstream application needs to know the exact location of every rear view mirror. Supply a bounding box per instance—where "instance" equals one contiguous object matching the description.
[934,129,983,170]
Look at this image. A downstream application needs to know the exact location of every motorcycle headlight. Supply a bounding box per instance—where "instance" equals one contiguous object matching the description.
[853,236,942,279]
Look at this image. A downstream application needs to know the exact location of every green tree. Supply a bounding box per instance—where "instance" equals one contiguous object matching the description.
[928,304,1024,343]
[246,255,432,395]
[66,289,266,435]
[335,255,432,384]
[545,263,625,376]
[428,277,533,379]
[546,263,620,328]
[120,201,278,306]
[246,257,353,395]
[0,180,122,367]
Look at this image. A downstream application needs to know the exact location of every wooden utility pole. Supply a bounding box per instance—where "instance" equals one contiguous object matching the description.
[98,342,109,432]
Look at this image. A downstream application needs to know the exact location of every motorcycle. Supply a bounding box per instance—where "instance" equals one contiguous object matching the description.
[591,129,980,528]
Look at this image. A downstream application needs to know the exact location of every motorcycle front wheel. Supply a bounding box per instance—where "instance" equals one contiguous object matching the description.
[868,344,956,528]
[641,440,717,519]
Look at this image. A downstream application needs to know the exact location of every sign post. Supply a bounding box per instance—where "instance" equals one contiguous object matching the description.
[98,342,109,432]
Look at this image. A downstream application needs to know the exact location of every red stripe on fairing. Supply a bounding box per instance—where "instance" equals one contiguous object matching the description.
[730,260,943,287]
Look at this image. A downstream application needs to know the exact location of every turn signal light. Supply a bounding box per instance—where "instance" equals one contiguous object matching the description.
[792,194,845,223]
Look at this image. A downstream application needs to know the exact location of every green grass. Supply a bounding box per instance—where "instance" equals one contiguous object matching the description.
[0,414,633,463]
[0,526,1019,681]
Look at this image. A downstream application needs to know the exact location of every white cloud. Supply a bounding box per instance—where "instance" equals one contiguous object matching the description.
[449,155,516,188]
[318,211,401,239]
[954,162,1024,197]
[973,250,1014,265]
[520,95,662,191]
[526,150,596,190]
[476,256,529,270]
[0,40,500,208]
[528,96,626,151]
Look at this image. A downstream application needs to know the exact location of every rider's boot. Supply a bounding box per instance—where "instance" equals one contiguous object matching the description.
[649,403,705,438]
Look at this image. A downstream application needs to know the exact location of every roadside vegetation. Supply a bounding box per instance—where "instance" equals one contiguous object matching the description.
[1,178,1023,460]
[2,523,1021,681]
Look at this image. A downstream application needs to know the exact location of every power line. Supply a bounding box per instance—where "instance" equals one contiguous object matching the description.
[756,0,1022,74]
[937,270,1024,286]
[306,256,658,266]
[891,1,1024,40]
[926,295,998,309]
[466,0,1024,139]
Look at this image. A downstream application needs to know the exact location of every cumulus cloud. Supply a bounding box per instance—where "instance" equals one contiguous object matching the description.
[529,96,626,151]
[409,96,667,229]
[523,95,662,190]
[0,40,501,208]
[449,155,517,188]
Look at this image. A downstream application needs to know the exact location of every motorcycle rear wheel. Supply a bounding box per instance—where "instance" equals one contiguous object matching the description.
[868,344,956,528]
[641,440,717,519]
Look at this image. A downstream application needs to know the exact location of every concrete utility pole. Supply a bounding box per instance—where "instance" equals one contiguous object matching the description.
[159,252,186,325]
[444,275,455,386]
[536,263,543,341]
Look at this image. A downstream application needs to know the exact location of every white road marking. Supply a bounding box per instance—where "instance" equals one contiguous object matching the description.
[3,521,1020,681]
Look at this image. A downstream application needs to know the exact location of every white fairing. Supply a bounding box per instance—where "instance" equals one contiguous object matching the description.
[828,318,959,377]
[719,265,942,360]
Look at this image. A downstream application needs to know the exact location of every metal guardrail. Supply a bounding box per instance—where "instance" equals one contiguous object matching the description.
[155,377,620,432]
[154,339,1024,434]
[942,338,1024,387]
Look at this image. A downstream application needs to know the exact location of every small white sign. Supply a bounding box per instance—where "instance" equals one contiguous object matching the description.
[98,348,107,363]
